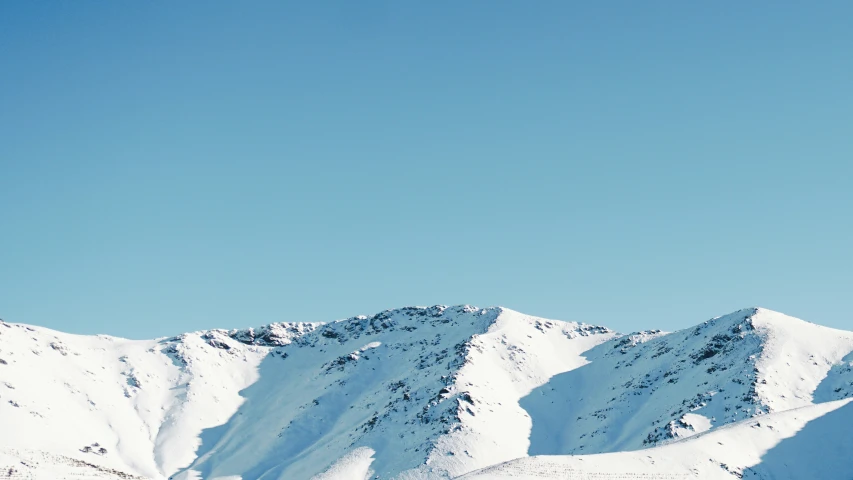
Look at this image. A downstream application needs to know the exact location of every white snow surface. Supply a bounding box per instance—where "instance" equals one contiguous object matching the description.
[310,447,376,480]
[1,306,852,479]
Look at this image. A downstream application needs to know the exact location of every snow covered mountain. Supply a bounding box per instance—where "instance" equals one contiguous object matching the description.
[1,306,851,479]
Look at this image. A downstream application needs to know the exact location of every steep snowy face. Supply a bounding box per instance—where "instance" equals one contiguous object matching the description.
[522,308,853,456]
[177,306,615,480]
[398,309,615,478]
[814,351,853,403]
[178,305,501,480]
[749,308,853,409]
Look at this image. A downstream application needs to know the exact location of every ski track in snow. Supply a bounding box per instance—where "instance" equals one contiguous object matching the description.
[1,307,852,479]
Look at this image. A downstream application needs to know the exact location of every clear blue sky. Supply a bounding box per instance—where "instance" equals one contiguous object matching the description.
[1,2,851,339]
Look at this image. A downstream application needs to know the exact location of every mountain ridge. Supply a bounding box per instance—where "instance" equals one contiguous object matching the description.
[1,306,851,479]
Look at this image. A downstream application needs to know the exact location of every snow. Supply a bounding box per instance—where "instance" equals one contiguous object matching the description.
[675,413,713,437]
[0,319,309,479]
[310,447,376,480]
[750,308,853,410]
[461,399,853,479]
[173,306,615,480]
[413,309,616,477]
[1,307,852,479]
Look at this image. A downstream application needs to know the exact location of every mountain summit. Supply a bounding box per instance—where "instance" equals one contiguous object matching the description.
[1,306,851,479]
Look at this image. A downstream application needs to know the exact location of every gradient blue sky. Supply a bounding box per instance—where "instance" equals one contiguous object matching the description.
[1,2,851,338]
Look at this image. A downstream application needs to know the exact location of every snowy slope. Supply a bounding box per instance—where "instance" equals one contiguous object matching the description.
[461,398,853,480]
[1,307,852,479]
[175,306,614,480]
[522,308,853,455]
[0,318,318,479]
